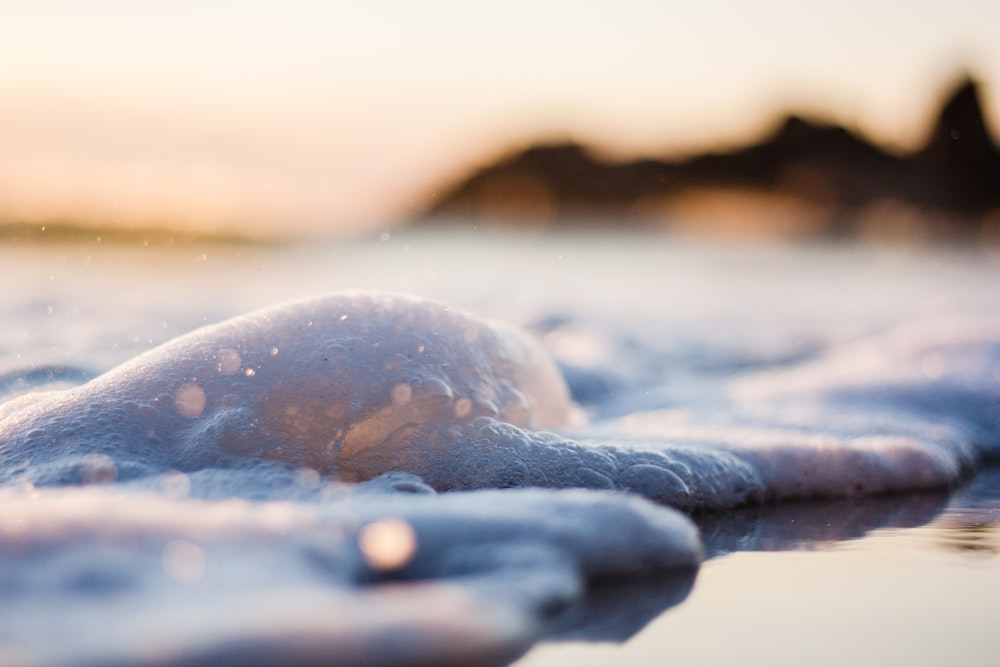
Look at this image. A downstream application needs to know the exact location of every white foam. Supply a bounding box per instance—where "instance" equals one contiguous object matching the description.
[0,483,699,665]
[0,292,579,487]
[2,241,999,664]
[2,293,996,510]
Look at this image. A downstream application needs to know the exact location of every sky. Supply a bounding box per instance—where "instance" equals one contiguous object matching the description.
[1,0,999,237]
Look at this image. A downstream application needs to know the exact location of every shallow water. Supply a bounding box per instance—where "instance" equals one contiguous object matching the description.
[520,467,1000,666]
[2,228,999,665]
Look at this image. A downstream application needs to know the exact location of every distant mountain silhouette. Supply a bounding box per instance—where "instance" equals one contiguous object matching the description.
[911,78,1000,215]
[419,75,1000,239]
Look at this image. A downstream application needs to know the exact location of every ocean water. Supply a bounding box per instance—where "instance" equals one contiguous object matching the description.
[1,228,998,665]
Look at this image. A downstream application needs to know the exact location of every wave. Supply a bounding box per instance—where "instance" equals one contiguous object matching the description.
[1,291,997,665]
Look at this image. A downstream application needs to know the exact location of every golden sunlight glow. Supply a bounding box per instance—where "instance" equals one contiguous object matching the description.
[1,1,998,237]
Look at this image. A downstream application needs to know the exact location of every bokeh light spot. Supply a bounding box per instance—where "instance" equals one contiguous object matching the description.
[921,352,946,380]
[391,382,413,406]
[161,470,192,497]
[174,383,206,418]
[162,540,206,584]
[216,348,242,375]
[358,518,418,571]
[78,453,118,485]
[453,397,472,419]
[294,467,321,488]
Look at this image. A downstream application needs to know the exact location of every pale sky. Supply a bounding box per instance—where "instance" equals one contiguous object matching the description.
[1,0,998,237]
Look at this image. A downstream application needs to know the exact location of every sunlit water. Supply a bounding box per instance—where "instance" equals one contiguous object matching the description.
[519,467,1000,667]
[2,228,999,666]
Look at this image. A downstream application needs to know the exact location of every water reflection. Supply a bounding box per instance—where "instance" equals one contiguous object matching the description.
[935,524,999,555]
[543,569,698,643]
[930,466,1000,556]
[537,466,1000,648]
[696,489,949,558]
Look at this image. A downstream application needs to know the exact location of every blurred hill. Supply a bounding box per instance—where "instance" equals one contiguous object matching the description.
[418,76,1000,242]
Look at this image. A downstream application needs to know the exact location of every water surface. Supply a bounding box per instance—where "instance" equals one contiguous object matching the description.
[2,229,998,665]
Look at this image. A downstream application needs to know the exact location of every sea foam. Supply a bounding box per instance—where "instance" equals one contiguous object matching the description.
[1,290,997,665]
[4,292,993,509]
